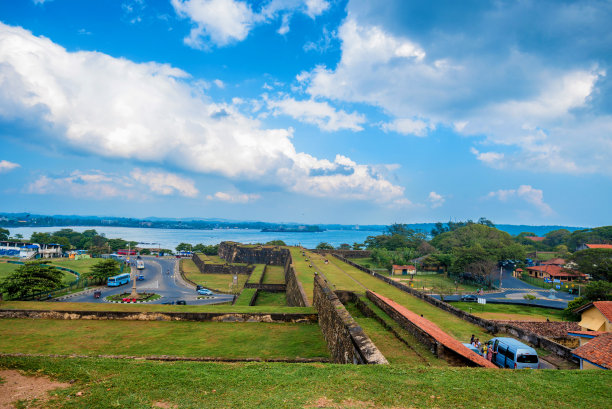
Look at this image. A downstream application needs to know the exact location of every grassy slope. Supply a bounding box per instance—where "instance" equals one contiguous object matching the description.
[289,248,315,304]
[247,264,265,283]
[182,259,248,292]
[234,289,256,306]
[254,291,286,306]
[304,251,490,342]
[0,356,609,409]
[0,301,315,314]
[261,265,285,284]
[449,302,565,321]
[0,260,83,286]
[0,319,328,360]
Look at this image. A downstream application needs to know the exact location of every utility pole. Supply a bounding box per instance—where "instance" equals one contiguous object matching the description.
[499,265,503,290]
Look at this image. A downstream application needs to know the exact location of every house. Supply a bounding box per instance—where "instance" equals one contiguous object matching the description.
[392,264,416,276]
[540,258,566,266]
[37,243,63,258]
[526,236,545,242]
[569,332,612,370]
[525,264,585,282]
[574,301,612,332]
[513,268,523,278]
[576,243,612,251]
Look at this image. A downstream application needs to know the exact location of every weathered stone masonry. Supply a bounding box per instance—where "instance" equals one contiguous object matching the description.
[313,273,387,364]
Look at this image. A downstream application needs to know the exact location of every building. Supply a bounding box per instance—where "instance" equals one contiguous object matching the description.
[525,264,584,282]
[117,249,137,256]
[576,243,612,251]
[574,301,612,332]
[37,243,63,258]
[392,264,416,275]
[569,332,611,370]
[0,241,38,258]
[526,236,545,242]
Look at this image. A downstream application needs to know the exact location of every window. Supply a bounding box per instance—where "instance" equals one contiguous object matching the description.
[517,354,538,363]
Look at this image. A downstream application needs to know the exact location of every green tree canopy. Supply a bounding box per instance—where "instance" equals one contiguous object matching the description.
[565,226,612,250]
[0,228,9,241]
[352,242,364,250]
[89,259,120,283]
[176,242,193,252]
[583,281,612,301]
[431,224,518,259]
[316,242,334,250]
[569,249,612,281]
[0,261,64,299]
[338,243,351,250]
[193,244,218,255]
[265,240,286,246]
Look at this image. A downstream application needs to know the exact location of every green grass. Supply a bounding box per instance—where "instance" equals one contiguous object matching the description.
[0,301,315,314]
[0,319,329,360]
[234,288,257,306]
[289,248,315,304]
[247,264,266,283]
[448,302,565,321]
[47,258,100,275]
[296,252,490,342]
[1,356,610,409]
[262,265,285,284]
[182,259,249,293]
[0,261,79,286]
[393,273,480,293]
[254,291,286,306]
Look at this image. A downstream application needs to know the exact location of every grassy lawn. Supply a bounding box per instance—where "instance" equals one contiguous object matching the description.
[0,301,316,315]
[448,302,565,322]
[262,265,285,284]
[351,257,387,270]
[1,356,610,409]
[47,258,100,275]
[254,291,286,306]
[393,273,480,293]
[182,259,248,293]
[289,247,315,304]
[247,264,265,283]
[297,252,490,342]
[0,261,79,286]
[234,289,256,306]
[306,251,365,292]
[0,319,329,360]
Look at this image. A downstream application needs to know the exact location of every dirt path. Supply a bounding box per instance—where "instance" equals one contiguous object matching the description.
[0,369,70,408]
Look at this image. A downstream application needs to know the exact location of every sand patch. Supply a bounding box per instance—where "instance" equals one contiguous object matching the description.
[0,369,70,408]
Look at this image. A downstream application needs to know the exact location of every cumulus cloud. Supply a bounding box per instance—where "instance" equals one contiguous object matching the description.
[428,191,444,208]
[0,23,405,204]
[265,95,366,131]
[25,169,198,199]
[206,191,260,203]
[0,160,20,173]
[486,185,553,216]
[303,2,612,176]
[172,0,329,48]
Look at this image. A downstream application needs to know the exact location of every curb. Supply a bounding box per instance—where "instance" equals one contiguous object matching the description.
[104,295,163,304]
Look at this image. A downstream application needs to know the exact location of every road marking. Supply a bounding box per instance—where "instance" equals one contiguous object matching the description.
[138,280,159,290]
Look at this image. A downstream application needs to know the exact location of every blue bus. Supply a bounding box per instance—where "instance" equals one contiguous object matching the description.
[107,273,131,287]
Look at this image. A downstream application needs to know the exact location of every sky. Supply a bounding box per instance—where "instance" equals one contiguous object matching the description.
[0,0,611,226]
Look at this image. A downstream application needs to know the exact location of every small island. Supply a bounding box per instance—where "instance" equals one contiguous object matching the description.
[261,225,326,233]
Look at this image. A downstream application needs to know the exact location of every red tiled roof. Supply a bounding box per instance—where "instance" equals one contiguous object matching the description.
[526,265,583,277]
[369,291,497,368]
[392,264,416,270]
[585,244,612,249]
[526,236,545,242]
[515,268,523,272]
[568,330,607,337]
[593,301,612,323]
[541,258,566,266]
[572,332,612,369]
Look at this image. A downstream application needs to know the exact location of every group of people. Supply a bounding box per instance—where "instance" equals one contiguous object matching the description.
[470,334,488,357]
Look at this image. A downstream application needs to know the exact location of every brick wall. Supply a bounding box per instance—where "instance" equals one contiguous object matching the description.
[313,274,387,364]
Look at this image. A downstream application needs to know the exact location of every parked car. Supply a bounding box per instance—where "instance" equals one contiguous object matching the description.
[197,288,213,295]
[462,343,481,355]
[486,337,539,369]
[176,300,187,305]
[196,285,203,290]
[136,274,145,281]
[461,294,478,302]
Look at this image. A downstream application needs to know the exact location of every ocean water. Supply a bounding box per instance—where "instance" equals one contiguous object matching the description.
[7,226,379,250]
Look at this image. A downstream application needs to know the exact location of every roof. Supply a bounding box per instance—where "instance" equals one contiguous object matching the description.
[568,330,607,338]
[392,264,416,270]
[541,258,566,265]
[585,244,612,249]
[573,301,612,322]
[526,264,583,277]
[515,268,523,272]
[526,236,545,242]
[572,332,612,369]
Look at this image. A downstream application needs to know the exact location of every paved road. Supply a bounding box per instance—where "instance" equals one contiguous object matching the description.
[58,256,233,305]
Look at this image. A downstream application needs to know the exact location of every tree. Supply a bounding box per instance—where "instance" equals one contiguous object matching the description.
[89,259,120,284]
[338,243,351,250]
[30,232,52,244]
[265,240,286,246]
[176,242,193,252]
[583,281,612,301]
[0,261,64,299]
[0,228,9,241]
[352,242,364,250]
[316,242,334,250]
[568,248,612,281]
[543,229,570,247]
[193,244,218,255]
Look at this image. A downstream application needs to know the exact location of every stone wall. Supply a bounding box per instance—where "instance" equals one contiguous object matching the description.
[332,253,576,362]
[191,254,254,275]
[0,309,318,323]
[313,273,387,364]
[243,283,287,292]
[285,262,309,307]
[310,249,371,258]
[219,242,289,265]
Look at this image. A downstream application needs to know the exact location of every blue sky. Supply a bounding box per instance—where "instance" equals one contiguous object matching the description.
[0,0,611,226]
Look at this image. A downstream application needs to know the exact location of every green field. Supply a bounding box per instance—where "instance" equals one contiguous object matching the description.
[182,259,248,292]
[449,302,565,322]
[1,356,609,409]
[289,248,315,304]
[300,251,490,342]
[262,265,285,284]
[254,291,286,306]
[0,260,80,286]
[393,273,480,293]
[247,264,265,283]
[234,288,256,306]
[0,319,329,360]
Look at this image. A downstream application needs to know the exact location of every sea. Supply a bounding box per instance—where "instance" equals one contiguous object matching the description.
[7,226,380,250]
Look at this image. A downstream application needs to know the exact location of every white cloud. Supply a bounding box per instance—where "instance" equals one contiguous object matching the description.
[0,160,20,173]
[382,118,433,137]
[470,148,505,168]
[486,185,553,216]
[32,0,50,4]
[0,23,405,205]
[265,96,366,132]
[206,191,261,203]
[213,79,225,88]
[428,191,444,208]
[131,169,199,197]
[172,0,330,48]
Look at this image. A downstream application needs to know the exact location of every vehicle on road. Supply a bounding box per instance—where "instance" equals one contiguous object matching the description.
[197,288,213,295]
[196,285,203,290]
[176,300,187,305]
[486,337,539,369]
[462,343,481,355]
[93,290,102,299]
[136,259,145,270]
[136,274,145,281]
[161,301,174,305]
[461,294,478,302]
[107,273,131,287]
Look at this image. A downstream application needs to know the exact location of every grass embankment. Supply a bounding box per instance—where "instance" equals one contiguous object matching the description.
[247,264,265,283]
[234,289,256,306]
[0,301,315,315]
[302,251,489,342]
[1,356,609,409]
[449,302,565,322]
[0,319,328,360]
[181,259,248,292]
[254,291,286,306]
[289,248,315,304]
[262,265,285,284]
[0,259,89,286]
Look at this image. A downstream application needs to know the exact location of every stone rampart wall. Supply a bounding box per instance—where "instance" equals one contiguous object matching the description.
[243,283,287,292]
[332,253,575,362]
[0,309,317,323]
[219,242,289,265]
[285,263,309,307]
[313,274,387,364]
[191,253,253,275]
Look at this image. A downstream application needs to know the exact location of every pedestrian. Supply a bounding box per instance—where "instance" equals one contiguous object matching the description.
[470,334,475,344]
[482,343,488,357]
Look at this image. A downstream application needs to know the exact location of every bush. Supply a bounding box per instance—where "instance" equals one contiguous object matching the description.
[523,294,536,300]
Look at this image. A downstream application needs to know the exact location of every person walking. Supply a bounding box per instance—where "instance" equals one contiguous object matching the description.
[470,334,475,344]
